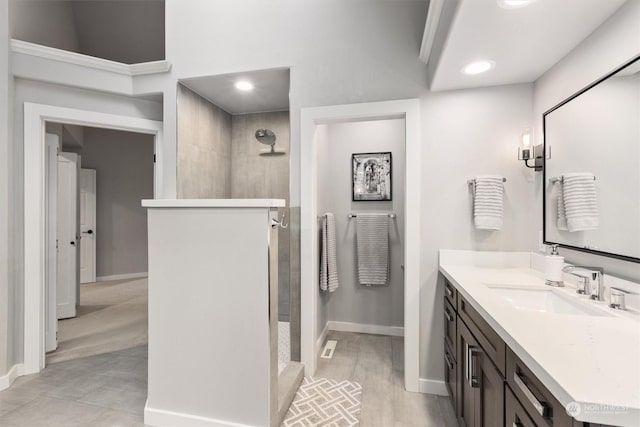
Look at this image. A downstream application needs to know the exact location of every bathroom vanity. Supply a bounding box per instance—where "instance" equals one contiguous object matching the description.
[439,250,640,427]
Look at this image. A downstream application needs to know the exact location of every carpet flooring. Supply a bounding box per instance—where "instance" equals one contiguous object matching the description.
[46,277,148,364]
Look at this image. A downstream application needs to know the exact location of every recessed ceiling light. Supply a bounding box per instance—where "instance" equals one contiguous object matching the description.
[497,0,535,10]
[462,60,495,75]
[235,81,254,91]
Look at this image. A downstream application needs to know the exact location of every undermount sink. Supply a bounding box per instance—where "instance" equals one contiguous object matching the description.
[487,286,611,317]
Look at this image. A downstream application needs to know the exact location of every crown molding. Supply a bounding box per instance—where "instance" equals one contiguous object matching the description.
[11,39,171,76]
[419,0,445,64]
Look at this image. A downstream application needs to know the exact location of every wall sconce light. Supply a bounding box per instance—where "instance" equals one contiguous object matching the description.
[518,128,543,171]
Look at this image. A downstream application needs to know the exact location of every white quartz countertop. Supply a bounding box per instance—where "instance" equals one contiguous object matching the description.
[141,199,286,208]
[439,251,640,426]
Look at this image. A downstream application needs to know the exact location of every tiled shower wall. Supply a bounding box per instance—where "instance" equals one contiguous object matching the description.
[230,111,291,321]
[177,83,232,198]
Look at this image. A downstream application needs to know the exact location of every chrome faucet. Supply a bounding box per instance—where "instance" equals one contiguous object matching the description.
[562,266,604,301]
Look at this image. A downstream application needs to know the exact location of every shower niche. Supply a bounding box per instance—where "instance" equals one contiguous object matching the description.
[176,68,298,392]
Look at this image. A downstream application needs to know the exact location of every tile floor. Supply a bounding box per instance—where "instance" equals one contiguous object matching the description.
[47,277,148,364]
[0,346,148,427]
[315,331,457,427]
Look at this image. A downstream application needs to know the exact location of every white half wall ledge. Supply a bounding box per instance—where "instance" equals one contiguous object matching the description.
[95,272,148,282]
[0,364,25,391]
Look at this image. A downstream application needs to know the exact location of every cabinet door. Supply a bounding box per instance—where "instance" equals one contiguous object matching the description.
[476,350,505,427]
[506,386,536,427]
[445,344,457,412]
[457,320,478,427]
[444,299,457,357]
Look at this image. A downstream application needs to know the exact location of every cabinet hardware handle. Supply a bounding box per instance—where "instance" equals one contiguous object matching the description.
[444,308,453,322]
[445,352,454,370]
[465,343,480,388]
[513,372,548,417]
[446,285,453,298]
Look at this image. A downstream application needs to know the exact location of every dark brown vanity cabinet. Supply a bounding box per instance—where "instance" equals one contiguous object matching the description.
[443,277,612,427]
[456,312,504,427]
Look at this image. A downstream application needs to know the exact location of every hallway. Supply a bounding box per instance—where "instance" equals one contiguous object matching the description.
[47,277,148,364]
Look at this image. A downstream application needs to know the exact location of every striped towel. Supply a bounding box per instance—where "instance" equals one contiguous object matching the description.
[563,173,599,232]
[320,213,339,292]
[473,176,504,230]
[356,214,389,286]
[557,188,568,230]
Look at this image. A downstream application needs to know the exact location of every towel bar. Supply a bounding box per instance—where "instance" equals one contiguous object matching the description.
[467,177,506,185]
[550,175,596,184]
[348,213,396,219]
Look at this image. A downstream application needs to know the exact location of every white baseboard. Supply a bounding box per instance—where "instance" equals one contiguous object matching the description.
[0,364,24,391]
[144,403,257,427]
[418,378,448,396]
[96,272,148,282]
[327,321,404,337]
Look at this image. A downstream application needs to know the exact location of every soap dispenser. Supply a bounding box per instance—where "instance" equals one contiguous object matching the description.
[545,244,564,287]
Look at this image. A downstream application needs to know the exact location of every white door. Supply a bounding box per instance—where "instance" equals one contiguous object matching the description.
[80,169,97,284]
[45,134,59,352]
[57,152,79,319]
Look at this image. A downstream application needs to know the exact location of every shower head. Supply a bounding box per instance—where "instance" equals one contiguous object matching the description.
[255,129,276,146]
[255,128,286,156]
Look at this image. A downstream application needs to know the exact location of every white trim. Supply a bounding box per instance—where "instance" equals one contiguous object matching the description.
[96,272,148,282]
[11,39,171,76]
[300,99,422,393]
[315,322,330,360]
[0,364,25,391]
[418,378,448,396]
[24,102,163,375]
[327,321,404,337]
[419,0,445,64]
[144,403,257,427]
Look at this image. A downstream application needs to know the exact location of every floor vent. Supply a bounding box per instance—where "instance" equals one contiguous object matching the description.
[320,340,337,359]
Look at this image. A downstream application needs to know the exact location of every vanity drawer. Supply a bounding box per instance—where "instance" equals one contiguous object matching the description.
[458,294,506,376]
[445,279,457,308]
[506,385,537,427]
[444,344,457,411]
[444,299,457,358]
[507,349,574,427]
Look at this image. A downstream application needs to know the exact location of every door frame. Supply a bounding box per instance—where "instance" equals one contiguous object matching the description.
[24,102,163,374]
[300,99,422,392]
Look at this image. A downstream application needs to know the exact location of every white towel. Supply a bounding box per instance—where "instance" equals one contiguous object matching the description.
[473,176,504,230]
[562,173,599,232]
[556,187,568,231]
[356,214,389,286]
[320,213,339,292]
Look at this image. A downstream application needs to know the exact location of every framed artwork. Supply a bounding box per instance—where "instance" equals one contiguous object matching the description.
[352,152,392,201]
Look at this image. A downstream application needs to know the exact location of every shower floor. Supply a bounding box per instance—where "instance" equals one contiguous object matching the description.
[278,321,290,374]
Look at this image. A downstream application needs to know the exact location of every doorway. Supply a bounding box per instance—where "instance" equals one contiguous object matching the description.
[300,99,422,393]
[23,103,163,375]
[44,123,155,365]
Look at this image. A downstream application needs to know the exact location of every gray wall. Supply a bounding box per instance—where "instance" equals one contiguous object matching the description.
[317,119,405,329]
[9,0,79,53]
[420,83,535,385]
[9,0,165,64]
[67,127,154,278]
[230,111,290,321]
[177,83,232,198]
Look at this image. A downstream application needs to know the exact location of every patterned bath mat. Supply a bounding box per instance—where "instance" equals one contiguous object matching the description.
[283,377,362,426]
